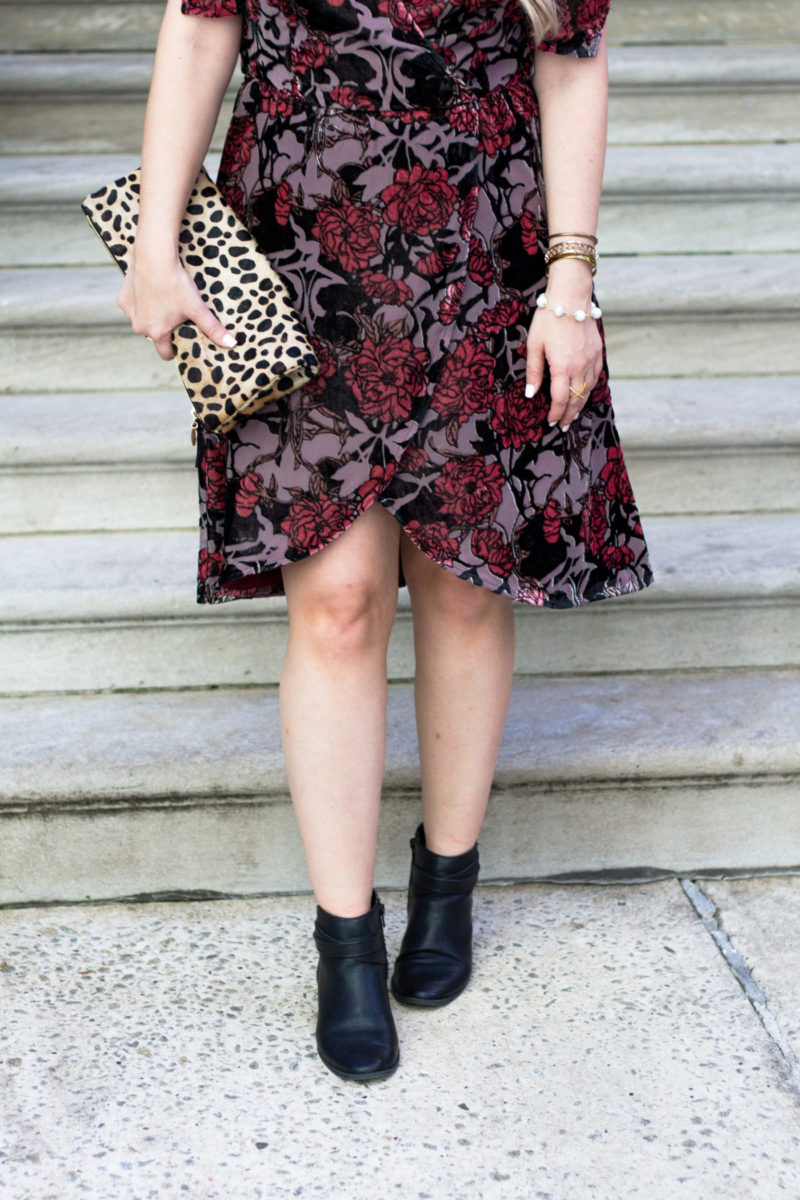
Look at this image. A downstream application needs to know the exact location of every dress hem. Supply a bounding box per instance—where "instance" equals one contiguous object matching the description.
[196,488,656,611]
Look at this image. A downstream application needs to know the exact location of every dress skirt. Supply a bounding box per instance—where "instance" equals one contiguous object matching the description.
[181,0,654,609]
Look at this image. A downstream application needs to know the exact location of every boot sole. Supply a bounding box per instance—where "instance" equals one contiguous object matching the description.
[317,1047,400,1082]
[390,979,469,1008]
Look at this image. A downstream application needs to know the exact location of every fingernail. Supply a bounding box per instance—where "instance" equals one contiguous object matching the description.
[560,423,571,431]
[547,419,557,427]
[524,383,536,398]
[222,332,236,348]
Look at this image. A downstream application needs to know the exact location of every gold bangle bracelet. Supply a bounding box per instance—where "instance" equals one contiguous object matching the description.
[548,232,598,245]
[545,252,597,277]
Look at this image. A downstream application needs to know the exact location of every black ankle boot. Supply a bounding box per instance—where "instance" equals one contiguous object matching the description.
[390,823,480,1007]
[314,890,399,1081]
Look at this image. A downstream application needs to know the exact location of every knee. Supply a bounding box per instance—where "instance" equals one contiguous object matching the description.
[418,569,509,630]
[289,578,396,660]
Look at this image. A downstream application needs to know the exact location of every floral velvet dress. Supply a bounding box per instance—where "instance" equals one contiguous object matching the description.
[180,0,654,608]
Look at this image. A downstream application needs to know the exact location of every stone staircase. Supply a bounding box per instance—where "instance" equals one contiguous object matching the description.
[1,0,799,903]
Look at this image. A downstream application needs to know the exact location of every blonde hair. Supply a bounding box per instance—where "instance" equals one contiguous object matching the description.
[517,0,560,44]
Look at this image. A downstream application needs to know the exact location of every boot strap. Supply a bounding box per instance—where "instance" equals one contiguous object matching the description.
[314,926,387,964]
[410,861,479,895]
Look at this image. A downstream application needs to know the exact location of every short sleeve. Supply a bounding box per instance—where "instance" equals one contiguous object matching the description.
[180,0,242,16]
[534,0,610,58]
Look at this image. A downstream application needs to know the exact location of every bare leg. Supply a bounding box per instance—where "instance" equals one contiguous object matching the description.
[280,501,402,917]
[399,534,516,856]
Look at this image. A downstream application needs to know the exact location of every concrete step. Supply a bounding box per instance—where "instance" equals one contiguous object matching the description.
[1,666,798,902]
[3,378,798,532]
[1,47,798,153]
[2,255,798,389]
[3,513,799,693]
[4,0,798,53]
[3,0,797,53]
[600,144,800,255]
[3,143,798,267]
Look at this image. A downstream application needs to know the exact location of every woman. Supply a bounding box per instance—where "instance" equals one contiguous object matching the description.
[119,0,653,1082]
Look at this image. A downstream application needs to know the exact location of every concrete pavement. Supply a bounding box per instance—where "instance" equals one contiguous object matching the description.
[2,875,799,1199]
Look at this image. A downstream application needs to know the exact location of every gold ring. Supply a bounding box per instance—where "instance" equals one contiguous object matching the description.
[568,381,588,400]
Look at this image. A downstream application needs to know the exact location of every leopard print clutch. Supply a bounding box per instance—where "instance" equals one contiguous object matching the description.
[81,165,320,440]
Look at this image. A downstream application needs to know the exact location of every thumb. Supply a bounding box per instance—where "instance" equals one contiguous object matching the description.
[187,300,238,350]
[525,337,545,399]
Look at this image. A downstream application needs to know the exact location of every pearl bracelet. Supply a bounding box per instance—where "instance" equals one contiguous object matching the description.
[536,293,602,323]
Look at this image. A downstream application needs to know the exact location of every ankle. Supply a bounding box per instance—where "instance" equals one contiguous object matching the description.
[418,822,479,859]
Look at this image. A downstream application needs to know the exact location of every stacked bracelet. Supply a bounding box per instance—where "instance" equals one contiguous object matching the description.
[535,293,602,323]
[545,231,599,275]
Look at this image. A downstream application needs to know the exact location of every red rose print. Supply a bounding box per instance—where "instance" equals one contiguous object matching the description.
[592,374,612,407]
[415,244,460,277]
[474,296,523,338]
[274,179,294,225]
[291,37,331,74]
[281,496,349,553]
[331,83,357,107]
[358,461,398,502]
[520,210,539,256]
[404,519,460,565]
[313,199,383,273]
[471,527,514,577]
[203,442,227,512]
[254,0,296,24]
[600,446,634,504]
[303,337,338,395]
[432,336,496,423]
[379,0,444,30]
[220,117,256,177]
[490,379,547,450]
[505,73,538,122]
[380,164,458,237]
[433,456,505,523]
[581,486,609,556]
[197,0,238,14]
[459,187,479,239]
[259,85,294,119]
[477,90,516,157]
[344,334,429,422]
[448,103,480,138]
[235,471,263,518]
[198,547,224,582]
[359,271,414,304]
[542,498,561,544]
[398,444,429,473]
[438,280,464,324]
[600,542,634,571]
[467,236,494,287]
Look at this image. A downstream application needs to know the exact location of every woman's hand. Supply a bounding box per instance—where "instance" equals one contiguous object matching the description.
[524,258,603,430]
[117,249,237,362]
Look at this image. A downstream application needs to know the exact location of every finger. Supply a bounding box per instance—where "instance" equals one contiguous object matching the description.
[152,333,176,361]
[187,301,238,350]
[524,337,545,399]
[547,370,571,428]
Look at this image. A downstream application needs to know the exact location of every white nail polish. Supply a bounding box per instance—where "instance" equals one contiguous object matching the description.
[524,383,536,399]
[222,332,236,348]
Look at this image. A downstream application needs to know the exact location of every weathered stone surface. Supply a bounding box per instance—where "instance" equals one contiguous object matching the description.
[1,669,800,900]
[2,881,800,1198]
[704,877,800,1064]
